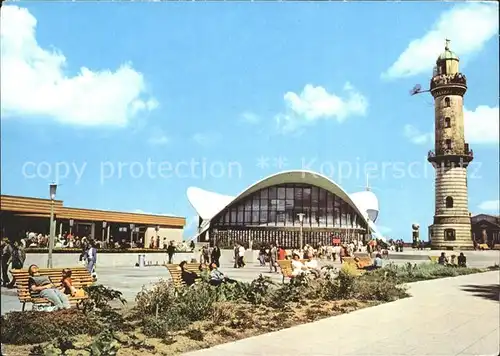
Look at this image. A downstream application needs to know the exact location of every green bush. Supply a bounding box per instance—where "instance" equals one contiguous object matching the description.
[1,309,101,345]
[365,262,484,283]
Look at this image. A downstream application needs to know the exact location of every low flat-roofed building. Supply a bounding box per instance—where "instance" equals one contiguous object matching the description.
[471,213,500,248]
[0,195,185,248]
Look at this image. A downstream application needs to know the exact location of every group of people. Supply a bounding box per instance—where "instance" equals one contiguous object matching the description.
[27,264,84,310]
[178,260,236,287]
[438,252,467,267]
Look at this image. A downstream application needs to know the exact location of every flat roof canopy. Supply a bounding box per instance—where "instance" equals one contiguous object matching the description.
[1,195,185,227]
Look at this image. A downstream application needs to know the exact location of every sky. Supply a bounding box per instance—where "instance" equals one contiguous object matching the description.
[1,2,499,241]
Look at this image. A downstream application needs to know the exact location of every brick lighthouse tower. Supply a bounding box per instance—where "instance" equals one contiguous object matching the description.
[427,40,474,250]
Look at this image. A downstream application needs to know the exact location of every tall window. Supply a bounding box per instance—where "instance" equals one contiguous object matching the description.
[444,97,451,107]
[445,139,452,150]
[445,196,454,208]
[444,117,451,128]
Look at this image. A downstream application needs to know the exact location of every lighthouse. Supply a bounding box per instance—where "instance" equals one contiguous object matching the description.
[427,40,474,250]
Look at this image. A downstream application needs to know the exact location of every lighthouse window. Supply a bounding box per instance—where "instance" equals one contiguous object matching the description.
[445,139,452,149]
[444,117,451,128]
[445,196,454,208]
[444,97,451,107]
[444,229,456,241]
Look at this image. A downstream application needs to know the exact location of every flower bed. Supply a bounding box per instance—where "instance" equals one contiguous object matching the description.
[1,263,497,355]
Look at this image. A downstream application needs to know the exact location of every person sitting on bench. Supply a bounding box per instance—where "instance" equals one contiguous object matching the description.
[28,264,71,310]
[208,262,236,286]
[457,253,467,268]
[60,268,85,297]
[179,261,199,286]
[438,252,448,266]
[372,253,383,269]
[291,254,310,277]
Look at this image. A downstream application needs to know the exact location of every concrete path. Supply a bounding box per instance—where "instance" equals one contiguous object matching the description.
[183,271,500,356]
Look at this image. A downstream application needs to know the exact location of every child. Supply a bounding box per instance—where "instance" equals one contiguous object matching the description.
[61,268,85,297]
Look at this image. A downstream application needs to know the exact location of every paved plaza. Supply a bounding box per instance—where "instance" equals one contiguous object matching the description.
[184,270,500,356]
[1,250,499,314]
[1,250,499,355]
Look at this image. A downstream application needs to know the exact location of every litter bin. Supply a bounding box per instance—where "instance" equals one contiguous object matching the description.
[138,254,145,268]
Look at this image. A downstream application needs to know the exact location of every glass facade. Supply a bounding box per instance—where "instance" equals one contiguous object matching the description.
[213,183,364,229]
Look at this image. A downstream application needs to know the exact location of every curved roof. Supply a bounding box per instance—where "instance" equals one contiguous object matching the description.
[349,190,379,222]
[187,170,375,227]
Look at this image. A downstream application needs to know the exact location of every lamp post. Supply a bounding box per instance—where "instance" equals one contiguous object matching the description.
[155,225,160,248]
[69,219,74,236]
[47,183,57,268]
[297,213,305,251]
[102,221,107,242]
[129,224,135,245]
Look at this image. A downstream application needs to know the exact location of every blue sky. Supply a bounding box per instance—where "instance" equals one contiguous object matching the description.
[1,2,498,241]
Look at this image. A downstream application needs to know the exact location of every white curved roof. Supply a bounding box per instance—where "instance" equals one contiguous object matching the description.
[187,170,376,227]
[349,190,379,222]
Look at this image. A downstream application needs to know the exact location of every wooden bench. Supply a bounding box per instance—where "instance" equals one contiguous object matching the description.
[10,267,93,311]
[164,263,201,288]
[342,256,372,274]
[277,259,307,283]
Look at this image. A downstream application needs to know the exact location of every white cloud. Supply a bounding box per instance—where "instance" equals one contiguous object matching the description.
[403,105,499,145]
[383,3,498,79]
[403,124,434,145]
[275,83,368,133]
[192,132,221,146]
[478,200,500,213]
[147,130,170,146]
[465,106,499,144]
[240,112,261,124]
[0,6,158,126]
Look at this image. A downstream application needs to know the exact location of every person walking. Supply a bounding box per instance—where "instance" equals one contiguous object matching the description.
[233,244,239,268]
[238,244,246,268]
[86,240,98,280]
[167,241,176,264]
[269,243,278,273]
[1,239,13,287]
[211,245,221,267]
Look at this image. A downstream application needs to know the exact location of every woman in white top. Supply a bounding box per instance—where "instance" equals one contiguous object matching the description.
[291,254,309,277]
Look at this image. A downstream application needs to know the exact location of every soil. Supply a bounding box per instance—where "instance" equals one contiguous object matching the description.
[2,299,378,356]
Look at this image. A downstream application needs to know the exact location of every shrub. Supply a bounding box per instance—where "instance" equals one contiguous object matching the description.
[134,279,177,317]
[242,275,275,305]
[355,279,408,302]
[1,309,101,345]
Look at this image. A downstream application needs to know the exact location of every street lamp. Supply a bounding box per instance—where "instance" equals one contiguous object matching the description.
[155,225,160,248]
[102,221,107,242]
[297,213,305,251]
[129,223,135,245]
[47,183,57,268]
[69,219,74,236]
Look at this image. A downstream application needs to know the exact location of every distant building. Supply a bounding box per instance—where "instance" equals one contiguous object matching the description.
[0,195,185,248]
[187,170,382,248]
[471,214,500,248]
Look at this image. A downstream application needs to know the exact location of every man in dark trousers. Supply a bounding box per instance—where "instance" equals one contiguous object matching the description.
[1,239,13,287]
[166,241,176,264]
[211,245,221,267]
